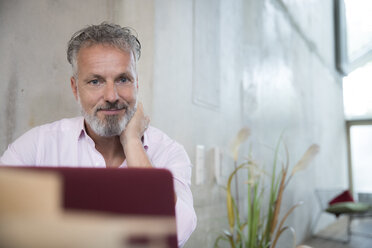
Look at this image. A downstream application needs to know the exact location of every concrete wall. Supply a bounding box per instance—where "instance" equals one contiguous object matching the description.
[0,0,115,151]
[0,0,348,247]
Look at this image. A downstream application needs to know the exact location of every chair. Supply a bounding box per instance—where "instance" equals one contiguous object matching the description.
[313,189,372,243]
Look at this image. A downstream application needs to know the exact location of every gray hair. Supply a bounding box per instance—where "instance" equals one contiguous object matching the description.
[67,22,141,77]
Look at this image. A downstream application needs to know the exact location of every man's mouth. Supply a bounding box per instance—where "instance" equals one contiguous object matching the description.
[98,109,124,115]
[98,106,126,111]
[96,103,128,115]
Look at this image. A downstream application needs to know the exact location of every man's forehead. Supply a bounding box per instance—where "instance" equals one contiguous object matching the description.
[77,43,134,59]
[74,44,137,81]
[77,44,136,69]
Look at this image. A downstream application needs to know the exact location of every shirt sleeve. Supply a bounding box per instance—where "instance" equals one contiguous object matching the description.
[165,143,197,247]
[0,127,39,166]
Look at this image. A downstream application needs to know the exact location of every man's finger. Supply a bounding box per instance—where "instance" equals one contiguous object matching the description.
[144,116,150,129]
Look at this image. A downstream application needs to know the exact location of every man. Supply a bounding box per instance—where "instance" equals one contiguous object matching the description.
[0,23,196,247]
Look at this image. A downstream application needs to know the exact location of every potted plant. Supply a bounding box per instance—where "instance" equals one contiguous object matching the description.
[214,127,319,248]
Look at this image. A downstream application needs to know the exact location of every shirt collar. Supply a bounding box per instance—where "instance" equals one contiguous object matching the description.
[77,116,87,140]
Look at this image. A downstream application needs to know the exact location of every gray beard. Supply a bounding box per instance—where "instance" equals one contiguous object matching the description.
[79,100,137,137]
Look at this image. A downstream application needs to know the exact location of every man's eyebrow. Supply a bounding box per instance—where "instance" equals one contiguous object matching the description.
[83,74,105,82]
[116,72,134,81]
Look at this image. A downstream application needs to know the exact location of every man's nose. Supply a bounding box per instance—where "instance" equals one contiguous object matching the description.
[103,82,119,102]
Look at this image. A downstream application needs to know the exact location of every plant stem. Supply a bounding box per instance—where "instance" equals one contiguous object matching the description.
[234,161,240,214]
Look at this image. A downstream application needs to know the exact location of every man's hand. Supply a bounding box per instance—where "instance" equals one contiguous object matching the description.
[120,102,150,145]
[120,102,152,168]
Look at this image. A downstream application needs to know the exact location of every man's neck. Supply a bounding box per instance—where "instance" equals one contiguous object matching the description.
[85,122,125,168]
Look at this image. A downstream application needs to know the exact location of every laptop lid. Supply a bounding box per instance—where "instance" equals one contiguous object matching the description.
[0,166,178,247]
[23,167,176,217]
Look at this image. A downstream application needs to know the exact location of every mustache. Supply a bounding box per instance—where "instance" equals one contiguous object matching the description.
[96,101,129,112]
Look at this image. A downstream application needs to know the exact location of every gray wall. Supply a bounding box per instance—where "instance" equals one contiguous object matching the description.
[0,0,348,247]
[0,0,115,150]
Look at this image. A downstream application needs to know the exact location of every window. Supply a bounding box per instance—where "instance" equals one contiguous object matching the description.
[349,125,372,193]
[338,0,372,194]
[335,0,372,75]
[343,62,372,120]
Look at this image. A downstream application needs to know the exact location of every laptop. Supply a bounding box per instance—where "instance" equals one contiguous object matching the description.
[0,166,177,247]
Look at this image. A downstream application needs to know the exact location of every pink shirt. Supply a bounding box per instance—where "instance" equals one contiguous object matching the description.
[0,116,197,247]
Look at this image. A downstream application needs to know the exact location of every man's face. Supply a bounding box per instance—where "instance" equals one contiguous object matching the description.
[70,44,138,137]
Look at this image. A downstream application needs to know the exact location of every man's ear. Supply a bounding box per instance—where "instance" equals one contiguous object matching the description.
[136,75,139,89]
[70,77,78,101]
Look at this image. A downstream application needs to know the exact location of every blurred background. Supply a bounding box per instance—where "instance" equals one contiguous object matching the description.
[0,0,371,247]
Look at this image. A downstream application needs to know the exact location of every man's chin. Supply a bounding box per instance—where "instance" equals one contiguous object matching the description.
[84,117,125,137]
[93,125,123,137]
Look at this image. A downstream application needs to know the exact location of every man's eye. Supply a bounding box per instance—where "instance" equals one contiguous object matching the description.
[119,77,128,83]
[89,79,100,85]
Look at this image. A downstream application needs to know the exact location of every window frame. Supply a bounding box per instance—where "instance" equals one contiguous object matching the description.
[334,0,372,75]
[346,119,372,194]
